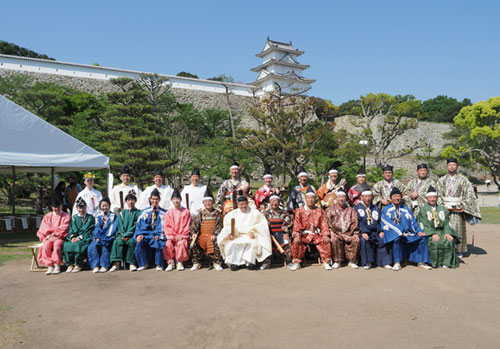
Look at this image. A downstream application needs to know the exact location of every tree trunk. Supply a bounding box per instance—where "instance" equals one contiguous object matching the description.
[36,173,43,215]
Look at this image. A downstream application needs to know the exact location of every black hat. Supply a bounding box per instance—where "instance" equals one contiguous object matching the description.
[202,187,214,201]
[382,165,394,172]
[426,185,438,197]
[119,165,131,176]
[236,190,244,196]
[76,197,87,207]
[50,195,62,208]
[191,168,201,177]
[358,182,371,193]
[328,160,342,174]
[150,188,161,199]
[171,188,181,200]
[263,164,273,179]
[125,193,137,201]
[356,166,366,177]
[237,195,248,202]
[305,185,316,197]
[390,187,402,197]
[417,163,428,170]
[100,196,111,207]
[297,165,308,177]
[153,168,163,177]
[447,158,458,164]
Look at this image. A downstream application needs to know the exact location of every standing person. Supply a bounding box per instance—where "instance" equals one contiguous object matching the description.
[418,186,459,268]
[36,196,70,275]
[109,193,141,272]
[66,182,79,209]
[110,165,141,215]
[286,166,316,214]
[372,165,405,209]
[326,191,360,269]
[72,173,103,217]
[348,167,367,207]
[64,197,96,273]
[137,169,173,210]
[355,187,392,270]
[163,189,192,271]
[317,165,346,209]
[88,197,117,273]
[290,187,332,271]
[437,158,481,258]
[217,196,272,271]
[190,188,224,271]
[134,189,166,271]
[254,165,280,211]
[381,188,432,271]
[54,182,68,212]
[216,162,245,213]
[404,163,437,216]
[262,194,293,269]
[181,168,207,218]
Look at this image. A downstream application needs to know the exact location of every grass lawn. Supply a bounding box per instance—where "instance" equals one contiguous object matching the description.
[480,207,500,225]
[0,231,39,267]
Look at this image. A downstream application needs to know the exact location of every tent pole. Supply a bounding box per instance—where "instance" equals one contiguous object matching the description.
[11,166,16,216]
[51,167,55,193]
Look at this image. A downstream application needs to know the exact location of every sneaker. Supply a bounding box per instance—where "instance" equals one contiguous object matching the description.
[442,265,449,269]
[72,265,82,273]
[99,267,108,273]
[177,262,185,271]
[137,266,145,271]
[332,262,340,269]
[191,263,201,271]
[392,262,401,271]
[92,267,100,273]
[260,263,270,270]
[348,262,359,269]
[45,266,54,275]
[109,265,119,272]
[363,263,372,270]
[384,264,393,270]
[156,265,163,271]
[457,253,464,259]
[165,263,174,272]
[214,263,223,271]
[290,263,301,271]
[52,265,61,274]
[129,264,137,272]
[418,263,432,270]
[66,265,74,273]
[323,262,333,270]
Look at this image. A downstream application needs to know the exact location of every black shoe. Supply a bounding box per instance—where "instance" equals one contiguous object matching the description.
[247,264,257,270]
[230,264,239,271]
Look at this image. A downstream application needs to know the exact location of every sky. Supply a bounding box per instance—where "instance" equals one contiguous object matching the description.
[2,0,499,104]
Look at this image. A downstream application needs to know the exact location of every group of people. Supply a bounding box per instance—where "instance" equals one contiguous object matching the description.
[36,158,481,275]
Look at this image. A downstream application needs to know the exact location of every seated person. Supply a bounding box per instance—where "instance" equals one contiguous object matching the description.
[88,197,117,273]
[163,189,191,271]
[263,194,293,269]
[63,197,95,273]
[217,196,272,271]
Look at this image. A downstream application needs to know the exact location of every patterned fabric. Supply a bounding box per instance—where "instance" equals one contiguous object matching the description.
[348,186,363,207]
[190,208,223,264]
[291,205,331,263]
[403,177,437,216]
[263,207,293,263]
[254,185,280,211]
[437,173,481,253]
[286,184,316,213]
[216,178,243,209]
[372,179,405,208]
[317,179,345,208]
[326,205,359,262]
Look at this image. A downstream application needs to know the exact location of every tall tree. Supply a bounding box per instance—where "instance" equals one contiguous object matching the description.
[422,95,472,123]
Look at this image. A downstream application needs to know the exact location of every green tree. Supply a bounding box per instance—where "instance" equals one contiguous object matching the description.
[207,74,235,83]
[442,97,500,187]
[422,95,472,123]
[176,71,199,79]
[0,40,55,60]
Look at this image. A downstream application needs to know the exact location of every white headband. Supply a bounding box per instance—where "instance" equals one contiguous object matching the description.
[361,191,372,196]
[230,165,239,170]
[203,196,214,201]
[298,172,308,178]
[263,174,273,179]
[356,174,366,178]
[269,194,280,200]
[426,192,438,197]
[329,169,338,174]
[336,191,346,197]
[305,191,316,197]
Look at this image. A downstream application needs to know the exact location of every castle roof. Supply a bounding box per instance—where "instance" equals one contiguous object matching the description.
[248,70,316,86]
[250,56,310,72]
[256,37,304,58]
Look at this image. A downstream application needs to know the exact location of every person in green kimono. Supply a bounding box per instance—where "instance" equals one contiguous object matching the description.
[418,186,459,268]
[109,193,141,272]
[63,197,95,273]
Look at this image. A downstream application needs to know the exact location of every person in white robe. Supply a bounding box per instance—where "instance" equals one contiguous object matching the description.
[72,173,102,217]
[110,165,141,214]
[137,169,173,210]
[217,196,272,270]
[181,168,207,218]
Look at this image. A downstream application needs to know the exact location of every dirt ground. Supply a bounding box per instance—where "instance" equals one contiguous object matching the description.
[1,224,499,349]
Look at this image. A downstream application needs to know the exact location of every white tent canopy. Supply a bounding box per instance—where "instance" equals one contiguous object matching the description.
[0,95,109,173]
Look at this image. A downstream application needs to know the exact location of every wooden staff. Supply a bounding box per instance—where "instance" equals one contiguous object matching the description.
[186,193,190,210]
[271,234,285,254]
[119,191,124,210]
[231,218,235,238]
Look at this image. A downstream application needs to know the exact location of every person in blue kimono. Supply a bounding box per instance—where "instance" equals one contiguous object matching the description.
[88,197,117,273]
[354,184,392,270]
[134,188,166,271]
[381,187,432,271]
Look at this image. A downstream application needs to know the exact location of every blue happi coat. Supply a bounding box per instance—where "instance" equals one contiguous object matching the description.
[92,212,118,246]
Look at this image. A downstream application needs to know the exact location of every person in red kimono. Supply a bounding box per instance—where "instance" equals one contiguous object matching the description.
[348,167,367,207]
[326,190,360,269]
[290,186,332,271]
[163,188,192,271]
[36,196,70,275]
[254,165,280,211]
